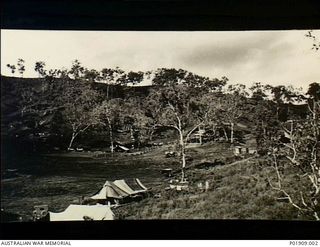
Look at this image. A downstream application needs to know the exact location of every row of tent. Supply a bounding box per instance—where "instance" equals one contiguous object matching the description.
[90,178,148,202]
[47,178,148,221]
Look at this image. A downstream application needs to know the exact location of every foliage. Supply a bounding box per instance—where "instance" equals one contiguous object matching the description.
[56,79,101,148]
[1,61,320,220]
[266,83,320,220]
[145,84,209,180]
[93,98,122,152]
[151,68,227,91]
[6,64,16,74]
[306,30,320,51]
[17,59,25,77]
[126,71,144,85]
[68,60,85,79]
[34,61,47,78]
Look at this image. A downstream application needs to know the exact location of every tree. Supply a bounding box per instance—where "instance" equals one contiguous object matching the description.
[6,64,16,75]
[57,79,100,149]
[93,98,121,153]
[265,85,301,121]
[183,72,227,91]
[263,31,320,220]
[146,85,207,181]
[9,75,64,148]
[17,59,25,77]
[151,68,228,91]
[249,82,279,154]
[266,82,320,220]
[34,61,47,78]
[126,71,144,85]
[121,97,150,148]
[68,60,85,79]
[215,84,249,143]
[249,82,268,101]
[84,69,100,83]
[152,68,188,87]
[305,30,320,51]
[100,67,126,99]
[57,68,69,79]
[47,69,59,78]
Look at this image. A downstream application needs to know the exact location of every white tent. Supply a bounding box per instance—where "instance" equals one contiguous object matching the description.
[90,178,148,201]
[113,179,137,195]
[113,179,147,195]
[90,181,129,200]
[49,204,114,221]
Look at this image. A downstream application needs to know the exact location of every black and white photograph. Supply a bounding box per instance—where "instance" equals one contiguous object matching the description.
[1,29,320,226]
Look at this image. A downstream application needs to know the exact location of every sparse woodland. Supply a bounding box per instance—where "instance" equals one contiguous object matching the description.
[1,32,319,220]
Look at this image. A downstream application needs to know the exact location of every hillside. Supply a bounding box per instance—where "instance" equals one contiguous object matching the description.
[116,153,302,220]
[1,75,154,152]
[1,75,318,222]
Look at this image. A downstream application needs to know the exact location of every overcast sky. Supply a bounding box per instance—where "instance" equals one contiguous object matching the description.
[1,30,319,90]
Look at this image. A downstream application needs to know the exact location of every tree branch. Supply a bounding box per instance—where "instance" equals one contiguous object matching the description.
[185,122,204,143]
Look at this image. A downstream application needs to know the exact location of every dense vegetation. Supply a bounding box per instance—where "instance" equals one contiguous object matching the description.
[1,58,319,220]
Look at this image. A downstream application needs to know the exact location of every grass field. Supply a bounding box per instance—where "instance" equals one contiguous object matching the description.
[116,156,300,220]
[1,147,171,220]
[1,142,304,221]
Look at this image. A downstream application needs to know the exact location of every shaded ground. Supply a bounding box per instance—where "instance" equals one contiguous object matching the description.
[1,148,168,220]
[1,142,232,221]
[2,142,303,221]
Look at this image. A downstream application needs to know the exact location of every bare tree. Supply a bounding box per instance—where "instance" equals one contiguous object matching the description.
[58,79,100,149]
[213,86,248,143]
[146,85,207,181]
[93,99,121,153]
[267,87,320,220]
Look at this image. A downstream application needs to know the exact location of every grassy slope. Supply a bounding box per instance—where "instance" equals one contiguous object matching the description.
[117,147,303,220]
[2,140,310,220]
[1,76,311,220]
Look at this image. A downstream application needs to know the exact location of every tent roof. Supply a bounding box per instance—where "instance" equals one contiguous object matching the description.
[113,179,137,195]
[91,181,129,200]
[90,178,148,200]
[49,204,114,221]
[126,178,148,192]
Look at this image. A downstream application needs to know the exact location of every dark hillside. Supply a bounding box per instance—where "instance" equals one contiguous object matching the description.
[1,75,153,100]
[1,76,153,150]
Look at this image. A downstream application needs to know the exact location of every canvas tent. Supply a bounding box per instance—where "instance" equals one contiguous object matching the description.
[90,181,129,200]
[90,178,148,203]
[49,204,114,221]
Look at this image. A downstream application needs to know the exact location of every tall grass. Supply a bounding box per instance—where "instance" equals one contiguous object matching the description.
[118,157,303,220]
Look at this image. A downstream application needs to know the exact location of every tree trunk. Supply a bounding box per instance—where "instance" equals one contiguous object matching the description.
[106,117,114,154]
[313,100,319,136]
[149,126,155,141]
[230,122,234,143]
[130,127,135,149]
[223,127,229,141]
[179,129,186,182]
[212,124,216,136]
[68,132,77,149]
[199,125,202,145]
